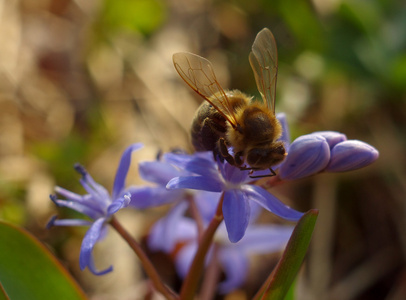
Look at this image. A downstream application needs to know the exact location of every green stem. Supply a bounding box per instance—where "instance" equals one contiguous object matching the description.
[179,193,224,300]
[109,216,178,300]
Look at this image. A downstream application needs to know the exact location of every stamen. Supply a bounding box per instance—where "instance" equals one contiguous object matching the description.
[46,215,58,229]
[49,194,59,206]
[74,163,87,177]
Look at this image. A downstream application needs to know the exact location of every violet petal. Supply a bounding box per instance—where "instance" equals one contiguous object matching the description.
[243,185,303,221]
[112,143,143,199]
[326,140,379,172]
[222,190,250,243]
[279,134,330,180]
[79,218,112,275]
[139,161,182,185]
[218,248,248,293]
[167,176,224,192]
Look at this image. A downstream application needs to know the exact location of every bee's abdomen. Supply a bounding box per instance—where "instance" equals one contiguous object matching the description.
[191,102,227,151]
[240,105,278,143]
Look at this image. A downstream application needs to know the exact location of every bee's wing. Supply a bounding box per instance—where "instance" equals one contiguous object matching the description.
[173,52,238,127]
[249,28,278,114]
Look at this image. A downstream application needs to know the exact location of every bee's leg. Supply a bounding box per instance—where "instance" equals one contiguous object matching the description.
[212,148,221,162]
[234,151,244,166]
[248,168,276,178]
[199,118,223,152]
[218,138,236,166]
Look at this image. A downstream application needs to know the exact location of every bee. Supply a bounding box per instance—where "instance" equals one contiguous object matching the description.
[173,28,286,176]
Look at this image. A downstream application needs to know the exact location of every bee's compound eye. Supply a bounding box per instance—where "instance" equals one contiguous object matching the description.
[247,144,286,169]
[274,144,285,155]
[246,148,268,166]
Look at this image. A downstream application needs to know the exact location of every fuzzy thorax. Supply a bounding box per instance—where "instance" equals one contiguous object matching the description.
[226,101,282,154]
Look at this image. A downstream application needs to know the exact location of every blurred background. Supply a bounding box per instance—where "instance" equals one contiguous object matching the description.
[0,0,405,299]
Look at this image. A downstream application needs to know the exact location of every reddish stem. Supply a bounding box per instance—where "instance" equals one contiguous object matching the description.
[179,193,225,300]
[110,216,178,300]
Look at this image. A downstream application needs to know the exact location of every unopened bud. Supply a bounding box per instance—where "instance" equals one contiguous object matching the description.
[279,135,330,180]
[326,140,379,172]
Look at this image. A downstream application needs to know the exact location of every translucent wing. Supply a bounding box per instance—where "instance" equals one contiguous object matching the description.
[173,52,238,127]
[249,28,278,114]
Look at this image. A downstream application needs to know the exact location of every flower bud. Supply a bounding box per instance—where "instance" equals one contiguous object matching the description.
[326,140,379,172]
[279,134,330,180]
[309,131,347,149]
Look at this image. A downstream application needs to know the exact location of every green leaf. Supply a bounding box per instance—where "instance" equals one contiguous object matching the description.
[264,209,319,300]
[283,278,296,300]
[0,282,10,300]
[0,221,87,300]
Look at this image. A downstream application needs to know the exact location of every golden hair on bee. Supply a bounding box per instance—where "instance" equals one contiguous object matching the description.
[173,28,286,176]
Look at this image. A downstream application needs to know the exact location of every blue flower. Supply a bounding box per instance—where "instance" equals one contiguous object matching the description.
[127,153,190,209]
[279,131,379,180]
[165,151,303,243]
[47,143,143,275]
[149,201,294,293]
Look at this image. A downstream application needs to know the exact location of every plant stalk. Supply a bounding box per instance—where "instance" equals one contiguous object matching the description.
[179,193,224,300]
[110,216,178,300]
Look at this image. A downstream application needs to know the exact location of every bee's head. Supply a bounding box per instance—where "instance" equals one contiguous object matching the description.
[246,142,286,170]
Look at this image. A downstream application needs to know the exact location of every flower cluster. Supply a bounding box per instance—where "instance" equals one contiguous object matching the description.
[47,112,379,295]
[275,113,379,180]
[278,128,379,180]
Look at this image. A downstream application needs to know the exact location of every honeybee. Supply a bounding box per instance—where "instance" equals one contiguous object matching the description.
[173,28,286,176]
